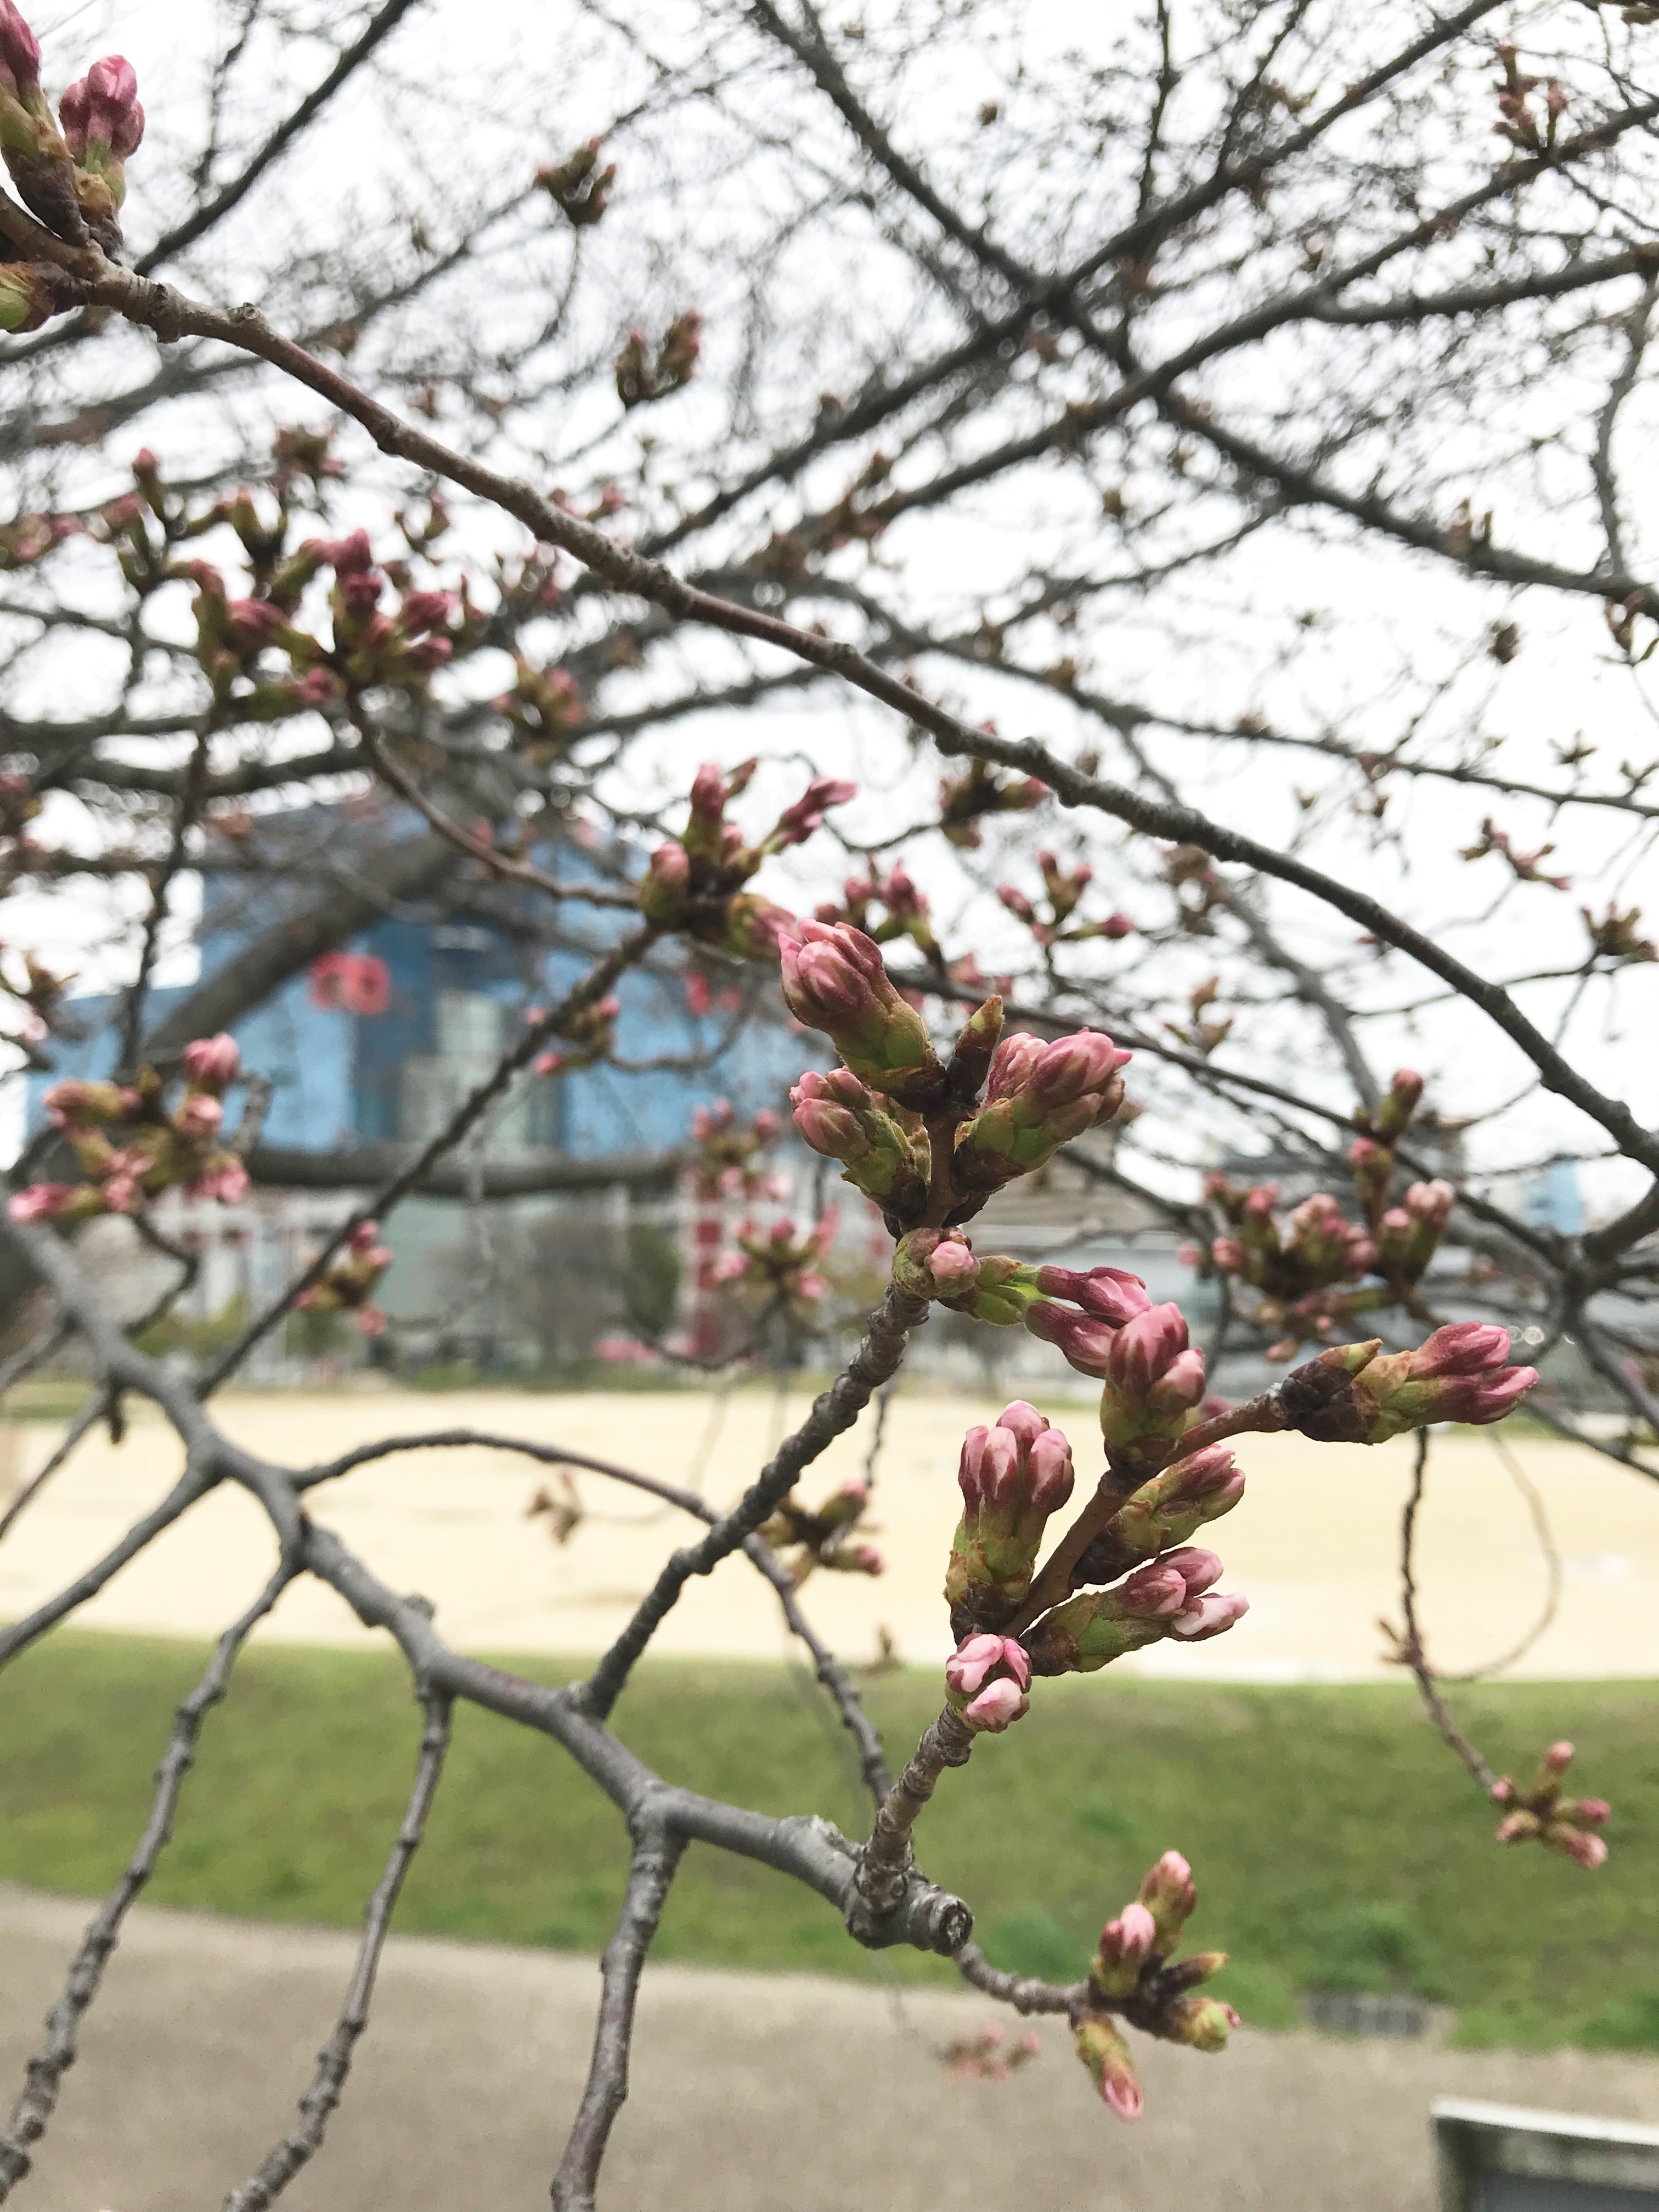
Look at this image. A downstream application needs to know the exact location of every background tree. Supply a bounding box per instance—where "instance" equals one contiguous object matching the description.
[0,1,1656,2203]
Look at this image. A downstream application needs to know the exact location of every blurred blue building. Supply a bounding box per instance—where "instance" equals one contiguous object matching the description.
[27,808,806,1365]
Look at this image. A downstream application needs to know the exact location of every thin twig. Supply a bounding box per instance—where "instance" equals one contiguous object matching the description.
[551,1827,685,2212]
[220,1692,454,2212]
[1393,1430,1498,1793]
[0,1560,296,2199]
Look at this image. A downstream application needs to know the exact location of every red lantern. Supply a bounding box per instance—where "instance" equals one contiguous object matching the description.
[308,952,391,1016]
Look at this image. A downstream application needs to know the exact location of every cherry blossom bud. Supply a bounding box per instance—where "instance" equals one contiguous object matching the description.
[1168,1590,1250,1641]
[778,922,939,1096]
[944,1630,1032,1730]
[1280,1327,1537,1443]
[1094,1304,1207,1458]
[1572,1798,1611,1826]
[7,1181,73,1222]
[1073,2015,1142,2121]
[60,54,144,161]
[0,1,38,94]
[1090,1901,1157,1998]
[956,1029,1130,1193]
[1544,1739,1575,1775]
[772,775,856,847]
[1106,1446,1246,1559]
[893,1226,980,1301]
[175,1093,223,1139]
[945,1630,1032,1697]
[1033,1265,1150,1325]
[639,840,692,924]
[1376,1067,1424,1137]
[1163,1996,1239,2051]
[948,1405,1076,1625]
[1553,1829,1609,1870]
[1139,1850,1197,1953]
[182,1034,240,1089]
[962,1676,1028,1730]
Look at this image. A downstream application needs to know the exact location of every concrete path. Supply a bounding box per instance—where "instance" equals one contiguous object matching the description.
[3,1884,1657,2212]
[4,1385,1659,1678]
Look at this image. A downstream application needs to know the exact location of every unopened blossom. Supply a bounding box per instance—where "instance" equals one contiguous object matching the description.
[792,1069,932,1217]
[1024,1551,1246,1674]
[1104,1446,1248,1560]
[1279,1325,1537,1444]
[1089,1902,1158,1998]
[182,1033,240,1089]
[946,1402,1076,1624]
[778,922,939,1096]
[954,1029,1131,1195]
[1490,1737,1611,1870]
[944,1631,1032,1731]
[1073,2015,1142,2122]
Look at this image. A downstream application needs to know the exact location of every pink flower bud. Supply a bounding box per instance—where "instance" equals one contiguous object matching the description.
[962,1677,1028,1731]
[1161,1546,1224,1596]
[1113,1561,1189,1616]
[1034,1265,1150,1324]
[929,1234,980,1294]
[1025,1428,1074,1511]
[1556,1829,1609,1870]
[0,1,40,94]
[1024,1301,1119,1378]
[398,589,454,636]
[995,1399,1048,1448]
[8,1181,72,1222]
[945,1631,1031,1697]
[1168,1590,1249,1641]
[1409,1322,1513,1380]
[1544,1740,1575,1775]
[774,775,857,845]
[1575,1798,1611,1826]
[182,1033,241,1088]
[175,1093,223,1139]
[1099,1901,1157,1970]
[1105,1302,1191,1395]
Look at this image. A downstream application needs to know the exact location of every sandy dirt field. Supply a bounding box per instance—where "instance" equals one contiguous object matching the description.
[5,1883,1658,2212]
[3,1385,1657,1677]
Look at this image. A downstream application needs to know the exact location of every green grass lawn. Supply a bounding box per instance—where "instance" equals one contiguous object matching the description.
[2,1630,1655,2051]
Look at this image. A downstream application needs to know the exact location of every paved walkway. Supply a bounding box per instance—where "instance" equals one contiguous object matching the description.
[3,1385,1658,1677]
[4,1884,1656,2212]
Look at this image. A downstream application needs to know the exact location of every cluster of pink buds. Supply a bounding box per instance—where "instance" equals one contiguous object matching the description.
[640,761,854,962]
[759,1476,882,1585]
[1279,1323,1538,1444]
[532,994,620,1077]
[495,656,583,758]
[0,4,143,272]
[997,850,1134,950]
[1462,816,1571,890]
[945,1402,1075,1630]
[1194,1071,1458,1356]
[1073,1852,1237,2122]
[1582,901,1657,967]
[10,1034,249,1223]
[537,137,614,227]
[182,528,457,710]
[615,309,703,408]
[935,757,1046,848]
[712,1208,837,1319]
[1025,1544,1247,1672]
[944,1631,1031,1733]
[951,1028,1131,1200]
[940,2022,1041,2080]
[791,1069,931,1226]
[295,1220,393,1336]
[0,510,76,572]
[1492,44,1566,153]
[0,938,75,1052]
[779,921,940,1098]
[814,862,939,962]
[1491,1740,1610,1870]
[689,1098,783,1200]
